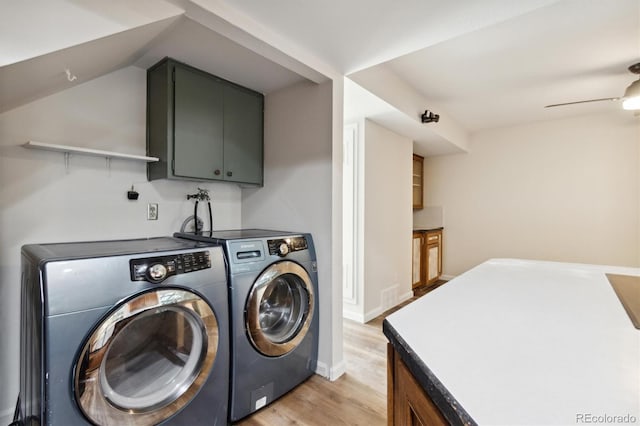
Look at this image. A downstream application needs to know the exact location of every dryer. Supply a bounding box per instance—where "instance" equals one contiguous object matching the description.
[19,237,229,425]
[174,229,319,422]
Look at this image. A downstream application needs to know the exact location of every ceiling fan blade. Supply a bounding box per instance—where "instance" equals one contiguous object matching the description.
[544,97,619,108]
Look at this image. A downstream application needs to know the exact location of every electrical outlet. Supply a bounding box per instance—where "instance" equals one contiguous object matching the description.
[147,203,158,220]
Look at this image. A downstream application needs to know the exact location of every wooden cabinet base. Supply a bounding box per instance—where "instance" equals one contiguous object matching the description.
[412,229,443,289]
[388,344,448,425]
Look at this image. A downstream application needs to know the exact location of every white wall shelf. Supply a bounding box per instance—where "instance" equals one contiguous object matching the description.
[23,140,158,172]
[23,141,158,162]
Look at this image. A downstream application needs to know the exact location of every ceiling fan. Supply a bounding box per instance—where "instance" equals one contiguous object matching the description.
[545,62,640,110]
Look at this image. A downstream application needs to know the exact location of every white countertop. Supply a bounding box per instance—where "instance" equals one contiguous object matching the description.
[386,258,640,425]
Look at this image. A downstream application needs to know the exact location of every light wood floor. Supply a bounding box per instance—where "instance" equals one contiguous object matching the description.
[236,283,443,425]
[236,318,391,426]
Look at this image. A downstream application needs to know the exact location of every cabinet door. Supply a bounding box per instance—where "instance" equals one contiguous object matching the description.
[173,65,224,180]
[389,344,448,426]
[223,84,264,185]
[425,230,443,284]
[412,233,424,289]
[426,244,440,283]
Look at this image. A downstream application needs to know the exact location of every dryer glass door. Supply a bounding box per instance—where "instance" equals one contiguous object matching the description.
[246,261,314,356]
[74,288,218,425]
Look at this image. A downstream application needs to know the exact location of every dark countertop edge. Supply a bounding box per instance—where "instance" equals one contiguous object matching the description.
[413,227,444,232]
[383,319,477,426]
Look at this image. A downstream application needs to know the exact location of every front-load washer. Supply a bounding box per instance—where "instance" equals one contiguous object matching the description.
[18,237,229,425]
[174,229,319,422]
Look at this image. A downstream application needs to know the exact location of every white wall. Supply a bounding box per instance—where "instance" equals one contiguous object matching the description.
[343,119,413,323]
[413,206,444,230]
[424,112,640,276]
[0,66,242,420]
[241,80,342,378]
[363,120,413,318]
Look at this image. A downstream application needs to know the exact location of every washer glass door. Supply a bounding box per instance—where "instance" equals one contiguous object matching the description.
[246,261,314,356]
[74,288,218,425]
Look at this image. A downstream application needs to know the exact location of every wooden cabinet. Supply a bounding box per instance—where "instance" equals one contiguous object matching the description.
[412,232,424,289]
[412,229,443,289]
[425,230,442,285]
[412,154,424,210]
[146,58,264,186]
[387,344,448,426]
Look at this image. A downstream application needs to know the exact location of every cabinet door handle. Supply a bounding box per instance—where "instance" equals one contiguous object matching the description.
[214,169,221,175]
[226,171,233,177]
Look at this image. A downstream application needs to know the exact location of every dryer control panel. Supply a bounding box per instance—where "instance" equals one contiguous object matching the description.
[130,251,211,283]
[268,236,307,257]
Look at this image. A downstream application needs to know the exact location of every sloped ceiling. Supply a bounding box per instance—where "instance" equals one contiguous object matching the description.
[0,14,309,114]
[1,0,638,154]
[0,0,183,66]
[0,17,178,113]
[133,17,307,94]
[218,0,563,75]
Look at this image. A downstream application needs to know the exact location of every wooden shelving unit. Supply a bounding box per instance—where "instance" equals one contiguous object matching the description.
[412,154,424,209]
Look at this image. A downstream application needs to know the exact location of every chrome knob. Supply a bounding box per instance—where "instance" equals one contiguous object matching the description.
[147,263,168,282]
[278,243,289,256]
[214,169,221,175]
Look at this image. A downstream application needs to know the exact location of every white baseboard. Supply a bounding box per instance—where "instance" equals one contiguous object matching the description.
[398,291,413,303]
[314,360,329,378]
[342,309,365,323]
[363,305,384,323]
[345,288,415,324]
[365,284,417,322]
[315,359,346,381]
[329,360,346,381]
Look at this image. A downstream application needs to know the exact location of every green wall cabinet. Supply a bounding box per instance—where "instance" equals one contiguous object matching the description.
[147,58,264,186]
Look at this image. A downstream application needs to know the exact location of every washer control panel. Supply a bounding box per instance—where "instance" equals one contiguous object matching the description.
[267,236,307,257]
[130,250,211,283]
